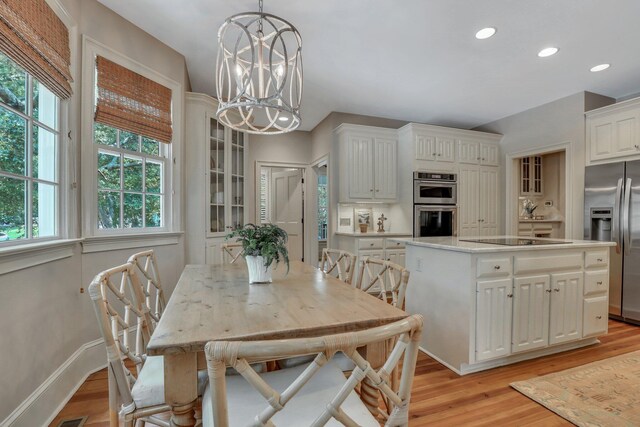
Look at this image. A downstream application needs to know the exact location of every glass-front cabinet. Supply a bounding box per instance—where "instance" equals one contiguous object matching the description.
[206,115,247,236]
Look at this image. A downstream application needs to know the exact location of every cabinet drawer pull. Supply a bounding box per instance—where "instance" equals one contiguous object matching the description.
[493,265,501,270]
[597,258,603,262]
[596,315,603,319]
[370,243,374,246]
[432,153,436,156]
[507,293,513,298]
[545,289,552,293]
[554,288,560,292]
[597,281,603,285]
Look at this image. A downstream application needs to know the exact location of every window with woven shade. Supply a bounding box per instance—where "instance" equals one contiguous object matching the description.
[0,0,72,99]
[95,56,173,144]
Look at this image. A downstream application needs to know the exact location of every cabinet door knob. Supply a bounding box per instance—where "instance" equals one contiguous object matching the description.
[375,189,380,192]
[545,289,552,293]
[494,265,501,270]
[370,189,374,192]
[596,315,603,319]
[554,288,560,292]
[507,293,513,298]
[597,281,603,285]
[438,153,442,157]
[635,145,640,150]
[597,258,603,262]
[477,157,481,160]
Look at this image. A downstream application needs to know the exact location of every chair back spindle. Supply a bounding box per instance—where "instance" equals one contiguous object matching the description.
[357,257,410,309]
[128,250,166,331]
[319,248,357,285]
[221,242,245,264]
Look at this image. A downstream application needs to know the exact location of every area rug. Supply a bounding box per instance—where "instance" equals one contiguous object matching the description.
[510,351,640,426]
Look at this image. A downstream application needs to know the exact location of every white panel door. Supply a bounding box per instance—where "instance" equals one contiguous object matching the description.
[436,136,456,162]
[479,167,499,234]
[458,140,480,164]
[549,272,583,345]
[512,275,550,353]
[458,166,479,237]
[614,113,638,155]
[348,136,374,199]
[589,118,614,161]
[272,169,304,261]
[386,249,405,267]
[415,134,436,161]
[374,137,397,200]
[480,144,500,166]
[476,278,513,361]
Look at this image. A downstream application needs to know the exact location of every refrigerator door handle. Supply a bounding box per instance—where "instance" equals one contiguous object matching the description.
[614,178,623,253]
[624,177,632,256]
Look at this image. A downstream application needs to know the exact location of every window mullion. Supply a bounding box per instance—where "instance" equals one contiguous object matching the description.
[119,153,124,229]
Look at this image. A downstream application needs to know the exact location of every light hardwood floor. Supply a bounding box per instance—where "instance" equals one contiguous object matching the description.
[50,320,639,427]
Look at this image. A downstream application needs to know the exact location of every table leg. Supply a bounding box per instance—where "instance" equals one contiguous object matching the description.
[360,341,388,419]
[164,353,198,427]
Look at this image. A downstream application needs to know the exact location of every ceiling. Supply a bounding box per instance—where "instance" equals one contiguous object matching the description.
[97,0,640,131]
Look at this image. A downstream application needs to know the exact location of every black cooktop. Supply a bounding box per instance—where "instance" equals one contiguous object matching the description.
[459,238,572,246]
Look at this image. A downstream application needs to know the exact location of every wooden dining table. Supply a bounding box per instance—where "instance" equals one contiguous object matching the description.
[147,260,409,426]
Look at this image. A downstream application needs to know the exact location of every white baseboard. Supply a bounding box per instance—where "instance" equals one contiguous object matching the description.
[1,338,107,427]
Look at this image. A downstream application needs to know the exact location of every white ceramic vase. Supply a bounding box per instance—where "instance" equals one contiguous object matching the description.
[246,255,273,284]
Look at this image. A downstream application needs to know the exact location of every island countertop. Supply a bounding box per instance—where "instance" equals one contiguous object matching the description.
[390,235,615,253]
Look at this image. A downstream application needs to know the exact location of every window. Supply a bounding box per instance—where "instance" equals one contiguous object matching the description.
[317,172,328,240]
[0,52,60,243]
[94,123,166,230]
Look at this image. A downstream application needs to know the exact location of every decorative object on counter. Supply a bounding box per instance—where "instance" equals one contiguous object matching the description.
[355,208,373,232]
[359,223,368,233]
[522,199,537,219]
[225,223,289,283]
[377,213,388,232]
[337,205,354,233]
[215,0,303,134]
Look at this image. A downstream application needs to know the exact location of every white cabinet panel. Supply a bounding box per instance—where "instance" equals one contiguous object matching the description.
[615,115,637,155]
[583,296,608,337]
[512,275,550,353]
[374,137,397,200]
[458,167,479,236]
[348,136,374,199]
[477,256,512,278]
[458,140,479,164]
[415,133,455,162]
[476,278,513,361]
[387,249,405,267]
[436,136,456,163]
[584,270,608,296]
[549,272,583,345]
[479,167,499,232]
[415,134,436,161]
[587,102,640,163]
[480,144,499,166]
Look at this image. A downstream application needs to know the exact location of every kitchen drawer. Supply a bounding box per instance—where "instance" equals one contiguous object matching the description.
[514,252,582,275]
[584,270,608,296]
[385,239,406,250]
[585,250,608,269]
[477,257,512,278]
[583,296,608,337]
[357,238,384,250]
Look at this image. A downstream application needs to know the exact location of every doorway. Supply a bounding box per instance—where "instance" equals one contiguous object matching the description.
[257,164,305,261]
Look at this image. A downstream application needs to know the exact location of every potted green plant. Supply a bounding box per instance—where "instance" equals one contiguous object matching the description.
[226,223,290,283]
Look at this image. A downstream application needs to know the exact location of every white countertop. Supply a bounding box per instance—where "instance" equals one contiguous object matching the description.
[334,231,413,237]
[390,236,616,253]
[518,219,563,223]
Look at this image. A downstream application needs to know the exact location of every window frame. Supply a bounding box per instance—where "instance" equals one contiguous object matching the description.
[0,53,64,248]
[80,36,183,238]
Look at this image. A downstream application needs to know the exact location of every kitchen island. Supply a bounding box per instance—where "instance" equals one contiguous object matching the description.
[393,236,615,375]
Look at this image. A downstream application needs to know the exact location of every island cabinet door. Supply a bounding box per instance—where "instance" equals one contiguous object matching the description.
[512,275,550,353]
[549,272,584,345]
[476,279,513,361]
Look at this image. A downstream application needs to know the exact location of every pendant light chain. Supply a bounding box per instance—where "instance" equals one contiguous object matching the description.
[258,0,264,35]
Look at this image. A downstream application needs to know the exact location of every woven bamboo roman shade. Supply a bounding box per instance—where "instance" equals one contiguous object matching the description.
[0,0,72,99]
[95,56,173,143]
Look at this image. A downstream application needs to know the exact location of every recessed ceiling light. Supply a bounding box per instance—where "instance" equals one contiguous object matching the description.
[475,27,496,40]
[538,47,559,58]
[590,63,610,72]
[278,116,289,122]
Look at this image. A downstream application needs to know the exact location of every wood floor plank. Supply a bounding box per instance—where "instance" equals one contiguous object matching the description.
[49,320,640,426]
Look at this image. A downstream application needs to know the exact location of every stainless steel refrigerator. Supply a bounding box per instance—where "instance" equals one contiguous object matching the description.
[585,161,640,323]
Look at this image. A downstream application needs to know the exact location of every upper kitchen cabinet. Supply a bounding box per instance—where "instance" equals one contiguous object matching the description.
[586,97,640,165]
[398,123,502,171]
[336,124,398,203]
[520,156,543,195]
[184,93,249,264]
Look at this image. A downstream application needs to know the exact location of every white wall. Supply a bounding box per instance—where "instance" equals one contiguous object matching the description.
[474,92,614,238]
[0,0,189,424]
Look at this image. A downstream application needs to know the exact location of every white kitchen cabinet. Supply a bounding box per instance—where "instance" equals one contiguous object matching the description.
[415,134,455,163]
[185,93,248,265]
[511,275,550,353]
[476,278,512,361]
[458,165,499,237]
[336,124,398,202]
[386,249,406,267]
[520,156,543,196]
[458,140,500,166]
[586,97,640,164]
[549,272,583,344]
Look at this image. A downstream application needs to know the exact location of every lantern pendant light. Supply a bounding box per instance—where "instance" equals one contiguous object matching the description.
[216,0,303,134]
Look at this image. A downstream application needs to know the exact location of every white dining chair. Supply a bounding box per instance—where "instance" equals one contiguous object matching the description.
[89,263,208,427]
[221,242,245,264]
[319,248,357,285]
[202,314,423,426]
[357,257,410,309]
[128,249,166,332]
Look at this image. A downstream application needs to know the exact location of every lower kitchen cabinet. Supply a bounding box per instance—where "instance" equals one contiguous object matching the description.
[476,278,512,361]
[549,272,583,344]
[511,275,550,353]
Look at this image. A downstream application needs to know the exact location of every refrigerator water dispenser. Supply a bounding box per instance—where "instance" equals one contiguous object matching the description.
[590,208,612,242]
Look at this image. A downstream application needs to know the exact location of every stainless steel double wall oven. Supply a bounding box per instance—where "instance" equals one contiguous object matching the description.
[413,172,457,237]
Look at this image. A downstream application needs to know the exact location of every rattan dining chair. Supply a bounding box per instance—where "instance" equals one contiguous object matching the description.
[202,314,423,426]
[221,242,245,264]
[128,249,166,333]
[319,248,357,285]
[89,263,207,427]
[357,257,410,309]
